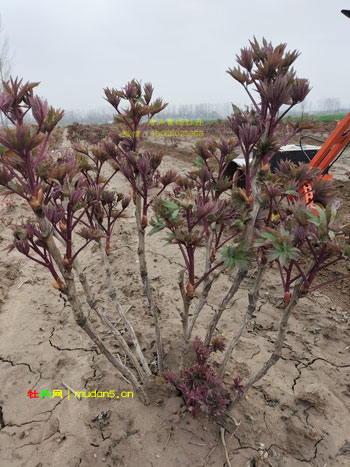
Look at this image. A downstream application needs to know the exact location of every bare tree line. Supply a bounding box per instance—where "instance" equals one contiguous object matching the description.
[58,99,350,125]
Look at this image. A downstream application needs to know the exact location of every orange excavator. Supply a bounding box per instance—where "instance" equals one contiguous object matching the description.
[228,113,350,209]
[296,112,350,207]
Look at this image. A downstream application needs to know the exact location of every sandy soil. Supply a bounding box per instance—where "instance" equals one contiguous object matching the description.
[0,132,349,467]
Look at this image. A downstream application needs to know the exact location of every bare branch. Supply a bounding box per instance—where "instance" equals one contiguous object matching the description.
[178,269,192,368]
[37,213,149,403]
[204,268,247,347]
[188,222,217,338]
[98,238,152,379]
[52,228,149,382]
[219,261,267,376]
[135,173,164,372]
[244,280,303,392]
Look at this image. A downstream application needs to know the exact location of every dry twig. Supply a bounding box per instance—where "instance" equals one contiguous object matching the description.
[220,427,232,467]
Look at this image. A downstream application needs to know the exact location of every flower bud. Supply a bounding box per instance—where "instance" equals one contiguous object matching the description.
[29,187,44,212]
[51,279,66,293]
[63,255,72,269]
[238,188,248,201]
[105,240,110,256]
[131,190,136,204]
[121,196,131,210]
[186,282,194,299]
[262,163,270,175]
[284,291,291,306]
[59,220,67,232]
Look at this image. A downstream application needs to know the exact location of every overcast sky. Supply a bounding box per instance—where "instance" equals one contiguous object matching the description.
[1,0,349,113]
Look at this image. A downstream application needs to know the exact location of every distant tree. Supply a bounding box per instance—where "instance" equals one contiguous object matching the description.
[300,99,307,113]
[319,97,341,113]
[0,16,11,127]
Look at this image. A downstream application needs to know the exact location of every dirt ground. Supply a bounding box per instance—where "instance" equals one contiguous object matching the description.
[0,127,349,467]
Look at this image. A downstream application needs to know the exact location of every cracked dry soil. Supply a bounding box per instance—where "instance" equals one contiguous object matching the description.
[0,137,350,467]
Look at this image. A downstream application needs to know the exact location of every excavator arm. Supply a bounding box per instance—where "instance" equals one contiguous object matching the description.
[309,112,350,173]
[300,113,350,209]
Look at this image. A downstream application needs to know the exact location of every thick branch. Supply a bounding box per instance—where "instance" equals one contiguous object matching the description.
[36,213,149,403]
[205,163,261,348]
[244,280,303,392]
[52,227,148,382]
[178,269,192,368]
[204,268,247,347]
[135,173,164,372]
[98,239,152,379]
[188,272,220,340]
[219,262,267,376]
[74,255,148,382]
[188,222,217,338]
